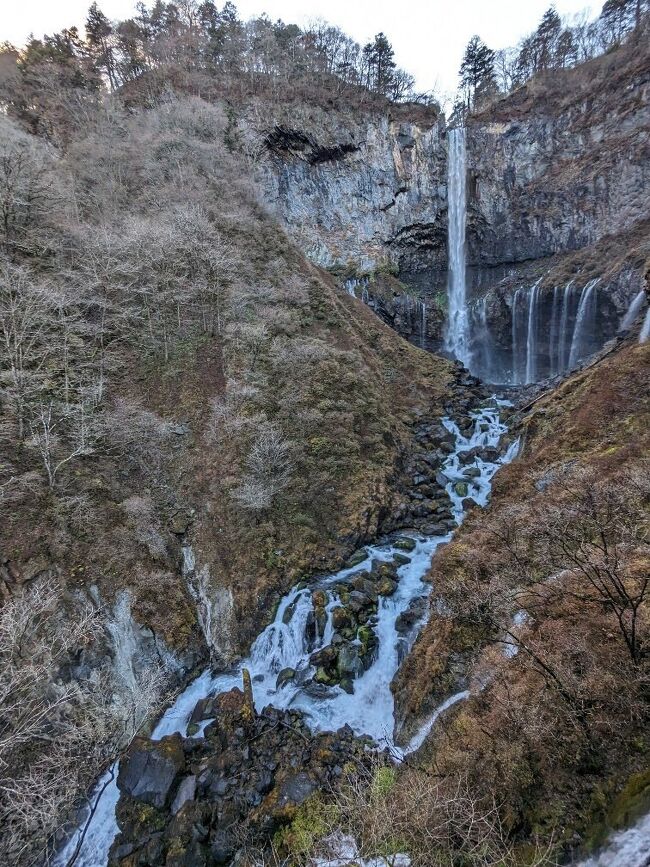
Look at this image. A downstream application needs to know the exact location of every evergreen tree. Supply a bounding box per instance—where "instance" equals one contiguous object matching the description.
[362,32,396,96]
[600,0,647,43]
[459,36,496,108]
[85,2,117,89]
[534,6,562,69]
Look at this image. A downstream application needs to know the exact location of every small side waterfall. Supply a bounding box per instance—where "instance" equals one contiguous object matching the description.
[548,285,561,377]
[420,300,427,350]
[445,127,470,366]
[509,277,605,385]
[525,280,542,383]
[569,279,599,368]
[511,288,524,384]
[641,308,650,343]
[557,280,577,373]
[620,290,647,331]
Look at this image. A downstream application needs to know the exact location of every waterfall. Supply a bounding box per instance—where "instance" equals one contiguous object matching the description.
[557,279,576,373]
[511,288,523,384]
[548,285,561,377]
[420,301,427,350]
[474,296,494,382]
[620,290,647,331]
[569,279,599,368]
[525,280,542,383]
[641,308,650,343]
[445,127,470,366]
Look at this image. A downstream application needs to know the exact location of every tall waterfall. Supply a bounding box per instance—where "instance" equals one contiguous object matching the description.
[525,280,542,383]
[445,127,470,365]
[620,290,647,331]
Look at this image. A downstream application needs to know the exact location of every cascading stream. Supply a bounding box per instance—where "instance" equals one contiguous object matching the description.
[445,127,470,366]
[55,402,518,867]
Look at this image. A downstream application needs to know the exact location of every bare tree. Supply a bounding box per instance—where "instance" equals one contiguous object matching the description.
[232,424,292,510]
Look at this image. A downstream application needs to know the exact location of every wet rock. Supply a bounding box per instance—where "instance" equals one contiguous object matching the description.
[393,537,417,552]
[395,597,428,635]
[454,481,469,497]
[345,548,368,568]
[463,467,481,479]
[310,645,338,668]
[276,667,297,689]
[171,775,196,815]
[332,606,353,631]
[337,643,364,679]
[118,735,185,809]
[392,553,411,566]
[377,577,397,596]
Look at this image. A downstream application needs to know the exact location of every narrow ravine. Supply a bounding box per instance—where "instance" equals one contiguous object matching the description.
[55,399,519,867]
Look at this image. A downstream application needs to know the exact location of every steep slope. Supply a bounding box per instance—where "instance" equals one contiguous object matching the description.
[392,333,650,860]
[0,98,466,864]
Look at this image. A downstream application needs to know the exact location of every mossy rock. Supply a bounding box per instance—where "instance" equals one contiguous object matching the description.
[314,666,337,686]
[454,481,469,498]
[345,548,368,568]
[393,537,417,552]
[392,553,411,566]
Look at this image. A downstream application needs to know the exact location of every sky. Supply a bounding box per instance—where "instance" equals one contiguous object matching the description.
[2,0,602,96]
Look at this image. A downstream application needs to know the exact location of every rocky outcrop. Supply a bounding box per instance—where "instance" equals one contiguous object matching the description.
[255,106,448,275]
[110,684,371,866]
[466,45,649,272]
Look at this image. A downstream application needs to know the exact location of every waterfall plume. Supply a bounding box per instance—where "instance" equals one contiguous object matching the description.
[444,127,470,366]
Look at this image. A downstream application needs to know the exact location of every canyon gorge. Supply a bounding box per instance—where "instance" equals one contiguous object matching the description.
[0,4,648,867]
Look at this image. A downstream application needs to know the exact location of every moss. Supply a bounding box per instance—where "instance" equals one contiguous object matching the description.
[273,795,340,858]
[608,767,650,829]
[370,766,396,800]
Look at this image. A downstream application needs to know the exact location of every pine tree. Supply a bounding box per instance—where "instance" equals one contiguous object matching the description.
[85,2,117,89]
[362,32,396,96]
[600,0,648,43]
[459,36,496,108]
[534,6,562,69]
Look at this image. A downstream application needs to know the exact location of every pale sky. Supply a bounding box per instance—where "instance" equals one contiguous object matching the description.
[2,0,601,96]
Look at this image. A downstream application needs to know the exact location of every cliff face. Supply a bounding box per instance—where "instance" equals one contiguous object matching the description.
[466,39,650,297]
[253,40,649,367]
[254,106,448,276]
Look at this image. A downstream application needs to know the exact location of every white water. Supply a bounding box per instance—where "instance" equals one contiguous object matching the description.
[573,811,650,867]
[620,290,647,332]
[569,279,600,368]
[510,277,606,384]
[445,127,470,366]
[525,279,542,383]
[54,403,518,867]
[640,308,650,344]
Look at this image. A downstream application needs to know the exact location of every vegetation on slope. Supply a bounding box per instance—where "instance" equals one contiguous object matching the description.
[0,74,455,863]
[391,335,650,861]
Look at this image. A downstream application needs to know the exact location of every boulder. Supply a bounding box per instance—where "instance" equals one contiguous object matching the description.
[276,667,297,689]
[337,643,364,679]
[118,735,185,809]
[393,537,417,552]
[171,775,196,815]
[345,548,368,568]
[331,607,353,631]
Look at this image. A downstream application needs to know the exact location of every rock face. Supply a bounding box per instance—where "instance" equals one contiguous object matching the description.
[110,686,370,866]
[466,49,649,272]
[256,108,448,275]
[255,43,649,372]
